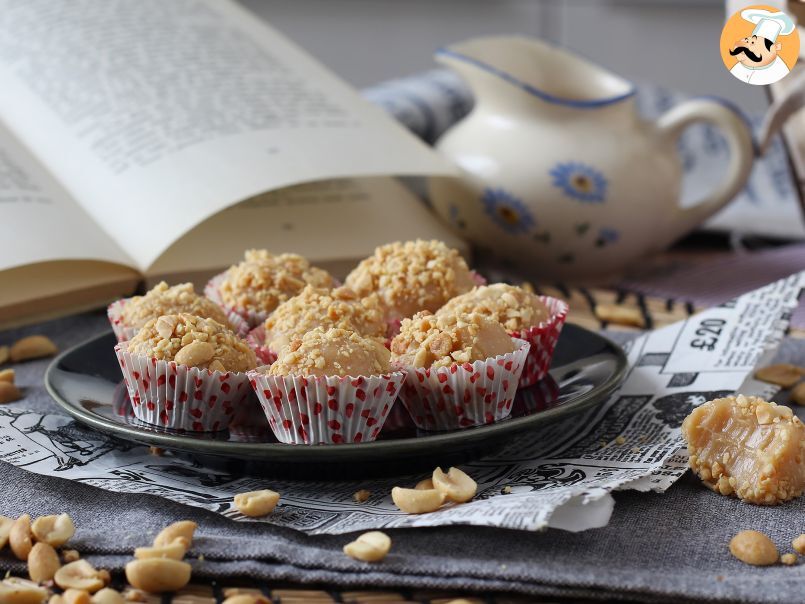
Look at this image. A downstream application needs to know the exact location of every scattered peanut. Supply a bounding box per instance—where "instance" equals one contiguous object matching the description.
[133,542,186,560]
[0,381,22,404]
[50,595,65,604]
[501,486,512,495]
[414,478,434,490]
[343,531,391,562]
[0,515,13,549]
[754,364,804,388]
[53,560,106,593]
[0,368,14,383]
[594,303,645,328]
[729,530,778,566]
[352,490,370,503]
[62,590,90,604]
[0,345,8,365]
[781,553,798,565]
[233,490,279,517]
[432,467,477,503]
[391,486,445,514]
[91,589,125,604]
[9,336,58,363]
[121,590,146,603]
[10,514,33,560]
[791,382,805,406]
[28,542,61,583]
[62,550,80,563]
[221,595,270,604]
[153,520,196,549]
[124,558,192,593]
[32,514,75,547]
[792,534,805,555]
[0,577,50,604]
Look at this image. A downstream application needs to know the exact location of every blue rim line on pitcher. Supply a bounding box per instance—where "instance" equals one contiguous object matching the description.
[436,47,637,109]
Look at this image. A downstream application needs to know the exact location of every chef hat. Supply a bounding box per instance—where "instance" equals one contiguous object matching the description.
[741,8,795,42]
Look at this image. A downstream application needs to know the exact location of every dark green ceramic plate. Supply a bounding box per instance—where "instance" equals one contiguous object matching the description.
[46,325,627,477]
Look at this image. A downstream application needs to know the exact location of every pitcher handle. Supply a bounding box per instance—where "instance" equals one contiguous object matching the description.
[656,98,755,237]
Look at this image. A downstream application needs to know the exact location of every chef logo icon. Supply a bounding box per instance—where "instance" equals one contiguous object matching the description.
[720,5,799,85]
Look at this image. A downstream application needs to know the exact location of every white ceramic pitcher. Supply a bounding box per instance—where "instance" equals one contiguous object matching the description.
[428,36,755,280]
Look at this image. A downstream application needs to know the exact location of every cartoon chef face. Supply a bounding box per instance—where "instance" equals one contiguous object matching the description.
[730,34,781,68]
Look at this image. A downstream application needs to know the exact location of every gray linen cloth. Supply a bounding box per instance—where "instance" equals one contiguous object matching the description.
[1,311,804,603]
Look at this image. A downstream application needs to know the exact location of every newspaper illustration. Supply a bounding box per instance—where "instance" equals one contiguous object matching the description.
[0,273,802,534]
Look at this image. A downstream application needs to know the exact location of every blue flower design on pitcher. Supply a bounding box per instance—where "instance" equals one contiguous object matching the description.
[481,187,536,234]
[550,162,607,203]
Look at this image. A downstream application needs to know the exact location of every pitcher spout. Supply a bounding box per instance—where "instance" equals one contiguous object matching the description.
[436,35,636,112]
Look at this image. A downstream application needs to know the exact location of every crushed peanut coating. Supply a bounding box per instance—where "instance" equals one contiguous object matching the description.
[219,250,335,314]
[437,284,550,332]
[268,328,390,377]
[391,311,514,369]
[682,395,805,505]
[122,282,230,329]
[263,286,385,352]
[128,314,256,372]
[345,240,475,323]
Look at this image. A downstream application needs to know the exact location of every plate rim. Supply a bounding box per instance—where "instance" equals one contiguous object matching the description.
[45,325,628,462]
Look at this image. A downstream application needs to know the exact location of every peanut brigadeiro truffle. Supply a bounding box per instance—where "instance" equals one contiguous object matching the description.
[122,282,231,330]
[219,250,335,315]
[268,328,390,378]
[438,284,550,332]
[682,395,805,505]
[263,285,385,352]
[345,240,475,323]
[391,311,515,369]
[128,314,257,372]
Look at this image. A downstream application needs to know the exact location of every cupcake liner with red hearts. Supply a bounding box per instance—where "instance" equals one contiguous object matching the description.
[245,325,278,366]
[510,296,568,387]
[395,338,529,431]
[205,272,270,330]
[107,296,250,342]
[248,370,406,444]
[115,342,253,432]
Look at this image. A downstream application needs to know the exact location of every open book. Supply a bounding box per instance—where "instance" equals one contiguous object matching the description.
[0,0,461,328]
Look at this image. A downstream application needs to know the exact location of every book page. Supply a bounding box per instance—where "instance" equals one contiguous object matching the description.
[147,177,468,283]
[0,0,454,272]
[0,121,131,272]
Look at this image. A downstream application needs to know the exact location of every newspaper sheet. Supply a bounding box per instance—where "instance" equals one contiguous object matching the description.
[0,273,802,534]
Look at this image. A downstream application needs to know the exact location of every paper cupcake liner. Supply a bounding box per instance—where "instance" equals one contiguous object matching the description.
[205,271,270,329]
[107,296,249,342]
[511,296,569,387]
[396,338,530,431]
[115,342,253,432]
[245,325,278,366]
[248,370,406,444]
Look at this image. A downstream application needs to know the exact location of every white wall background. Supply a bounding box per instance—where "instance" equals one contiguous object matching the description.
[239,0,767,112]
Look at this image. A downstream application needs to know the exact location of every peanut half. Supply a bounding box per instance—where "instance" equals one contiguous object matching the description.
[432,467,477,503]
[133,542,186,560]
[0,577,50,604]
[32,514,75,547]
[0,345,8,365]
[233,490,280,517]
[124,558,191,593]
[729,530,778,566]
[9,336,58,363]
[0,368,14,383]
[62,590,90,604]
[414,478,434,490]
[28,542,61,583]
[221,595,270,604]
[754,364,804,388]
[53,560,106,593]
[174,341,214,368]
[91,589,125,604]
[0,514,13,549]
[62,550,80,563]
[343,531,391,562]
[594,303,645,328]
[0,381,22,404]
[391,487,445,514]
[153,520,196,549]
[791,382,805,406]
[10,514,33,560]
